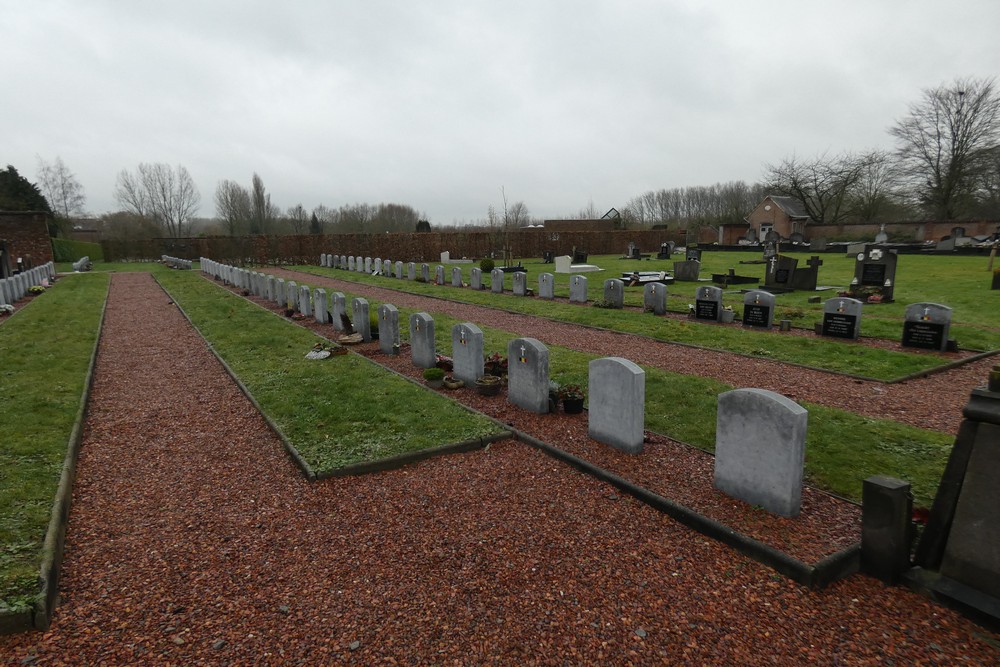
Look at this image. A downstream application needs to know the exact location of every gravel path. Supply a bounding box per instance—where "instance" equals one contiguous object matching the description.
[1,272,998,665]
[270,268,997,434]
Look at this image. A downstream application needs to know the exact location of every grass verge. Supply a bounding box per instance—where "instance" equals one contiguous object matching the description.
[0,274,108,615]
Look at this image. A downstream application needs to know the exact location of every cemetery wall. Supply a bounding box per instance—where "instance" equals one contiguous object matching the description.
[0,211,55,268]
[102,229,685,264]
[720,219,1000,244]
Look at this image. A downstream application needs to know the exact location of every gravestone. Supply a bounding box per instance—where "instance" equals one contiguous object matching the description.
[72,256,92,272]
[383,259,392,275]
[314,288,328,324]
[274,278,285,306]
[266,275,276,301]
[626,242,640,260]
[875,224,889,244]
[714,388,808,517]
[378,304,400,355]
[395,261,404,279]
[512,271,527,296]
[603,279,624,308]
[643,283,667,315]
[851,246,897,302]
[569,275,588,303]
[452,323,484,385]
[435,265,445,285]
[352,298,371,342]
[373,257,382,274]
[364,257,372,273]
[821,297,863,339]
[539,273,554,299]
[672,260,701,281]
[407,263,416,281]
[588,357,645,454]
[507,337,549,413]
[330,292,346,331]
[470,268,483,290]
[452,267,463,287]
[554,255,573,274]
[789,255,823,291]
[340,255,347,269]
[993,270,1000,290]
[902,302,952,351]
[694,285,723,321]
[657,242,674,259]
[298,285,312,317]
[764,255,798,290]
[685,247,702,262]
[285,281,298,310]
[320,253,327,267]
[763,241,778,260]
[491,268,504,293]
[409,313,436,368]
[348,256,356,272]
[810,237,827,251]
[420,263,430,283]
[742,290,775,329]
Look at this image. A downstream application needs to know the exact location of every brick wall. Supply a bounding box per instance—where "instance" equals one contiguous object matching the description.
[0,211,54,274]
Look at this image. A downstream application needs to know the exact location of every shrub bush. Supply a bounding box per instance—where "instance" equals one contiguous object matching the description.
[479,258,495,273]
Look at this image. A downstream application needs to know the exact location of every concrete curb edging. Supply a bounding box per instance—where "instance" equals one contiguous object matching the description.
[31,275,111,632]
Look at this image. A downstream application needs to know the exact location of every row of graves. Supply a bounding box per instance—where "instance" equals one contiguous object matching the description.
[320,248,956,353]
[202,257,1000,619]
[0,261,56,307]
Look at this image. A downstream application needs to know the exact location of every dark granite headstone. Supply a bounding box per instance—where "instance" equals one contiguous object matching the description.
[765,255,797,289]
[821,297,862,339]
[901,302,952,352]
[742,290,775,328]
[685,247,702,262]
[992,270,1000,290]
[852,246,897,302]
[695,285,722,322]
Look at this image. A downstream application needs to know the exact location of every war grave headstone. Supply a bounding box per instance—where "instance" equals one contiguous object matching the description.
[569,275,588,303]
[314,288,328,324]
[274,278,285,306]
[588,357,645,454]
[330,292,346,331]
[383,259,392,275]
[378,304,400,355]
[603,279,624,308]
[643,283,667,315]
[695,285,723,321]
[407,262,416,281]
[409,312,436,368]
[901,303,952,352]
[348,256,356,272]
[452,323,485,385]
[395,261,404,279]
[491,269,504,293]
[320,253,327,267]
[298,285,312,317]
[363,257,371,273]
[452,267,463,287]
[507,337,549,413]
[417,263,428,282]
[763,240,778,261]
[435,265,445,285]
[286,281,298,310]
[373,257,381,274]
[672,260,701,281]
[742,289,775,329]
[470,267,483,290]
[352,298,372,342]
[850,246,897,302]
[512,271,527,296]
[539,273,555,299]
[340,255,347,269]
[821,297,862,339]
[714,388,808,517]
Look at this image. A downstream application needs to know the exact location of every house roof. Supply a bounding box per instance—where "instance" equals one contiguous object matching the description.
[767,196,811,220]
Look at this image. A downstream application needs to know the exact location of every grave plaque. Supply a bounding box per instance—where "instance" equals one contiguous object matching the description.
[452,323,485,385]
[491,269,504,293]
[539,273,554,299]
[695,285,722,321]
[395,261,403,279]
[452,267,463,287]
[512,271,527,296]
[742,290,775,328]
[821,298,862,339]
[852,246,898,302]
[378,304,400,355]
[765,255,798,288]
[409,312,436,368]
[470,267,483,290]
[420,263,430,282]
[861,263,886,286]
[569,275,588,303]
[902,302,952,351]
[507,337,549,413]
[603,279,624,308]
[435,265,445,285]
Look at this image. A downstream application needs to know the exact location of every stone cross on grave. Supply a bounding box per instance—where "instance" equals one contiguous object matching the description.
[807,256,823,271]
[768,255,778,274]
[519,344,527,363]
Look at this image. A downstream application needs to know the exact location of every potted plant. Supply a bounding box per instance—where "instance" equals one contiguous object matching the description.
[423,367,445,388]
[435,354,454,372]
[443,375,464,390]
[720,306,735,323]
[558,384,585,414]
[475,374,502,396]
[483,352,508,379]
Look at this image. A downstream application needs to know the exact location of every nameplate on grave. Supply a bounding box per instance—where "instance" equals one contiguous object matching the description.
[861,263,886,286]
[775,268,791,284]
[743,303,771,327]
[695,300,718,320]
[822,313,858,339]
[902,321,945,350]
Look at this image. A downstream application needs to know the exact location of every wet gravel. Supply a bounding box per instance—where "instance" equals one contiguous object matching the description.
[1,271,998,665]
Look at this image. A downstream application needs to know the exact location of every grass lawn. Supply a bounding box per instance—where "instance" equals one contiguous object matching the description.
[156,271,504,473]
[0,274,108,614]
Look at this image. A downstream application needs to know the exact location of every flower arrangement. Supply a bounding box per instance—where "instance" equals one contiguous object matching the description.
[28,285,46,294]
[483,352,508,377]
[557,384,585,401]
[435,354,453,371]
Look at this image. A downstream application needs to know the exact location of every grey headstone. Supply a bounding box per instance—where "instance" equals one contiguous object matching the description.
[491,268,504,293]
[378,304,400,355]
[435,265,445,285]
[452,322,484,385]
[470,268,482,290]
[603,279,624,308]
[395,261,403,279]
[364,257,372,273]
[742,290,775,329]
[420,263,430,282]
[330,292,346,331]
[694,285,723,321]
[314,288,328,324]
[274,279,286,306]
[507,337,549,413]
[374,257,382,274]
[821,297,862,339]
[902,302,952,352]
[643,283,667,315]
[569,275,588,303]
[320,253,327,267]
[407,262,416,281]
[352,298,371,342]
[340,255,347,268]
[539,273,554,299]
[286,281,298,310]
[714,388,808,517]
[348,256,356,271]
[588,357,645,454]
[409,312,436,368]
[298,285,312,317]
[452,267,463,287]
[512,271,527,296]
[383,259,392,275]
[672,260,701,282]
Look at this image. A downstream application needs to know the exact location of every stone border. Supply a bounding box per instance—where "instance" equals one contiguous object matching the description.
[301,267,986,385]
[0,276,112,633]
[158,274,513,482]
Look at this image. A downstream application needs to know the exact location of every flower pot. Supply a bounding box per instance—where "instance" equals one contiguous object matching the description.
[426,379,444,389]
[720,310,735,324]
[443,377,464,390]
[475,375,502,396]
[563,397,584,414]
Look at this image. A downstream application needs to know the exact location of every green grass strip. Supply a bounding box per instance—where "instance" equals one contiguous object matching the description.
[156,271,503,474]
[0,274,109,614]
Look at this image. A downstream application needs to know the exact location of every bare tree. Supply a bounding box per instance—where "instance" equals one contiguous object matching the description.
[286,204,308,235]
[36,156,86,219]
[849,150,900,222]
[764,152,868,224]
[890,77,1000,219]
[214,180,251,236]
[249,173,278,235]
[114,163,200,237]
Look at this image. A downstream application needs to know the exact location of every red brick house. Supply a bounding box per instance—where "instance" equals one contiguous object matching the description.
[0,211,54,277]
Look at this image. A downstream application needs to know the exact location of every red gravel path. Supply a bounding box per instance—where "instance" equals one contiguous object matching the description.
[2,272,999,665]
[269,267,997,435]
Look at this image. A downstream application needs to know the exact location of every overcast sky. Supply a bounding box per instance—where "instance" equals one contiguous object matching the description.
[4,1,999,225]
